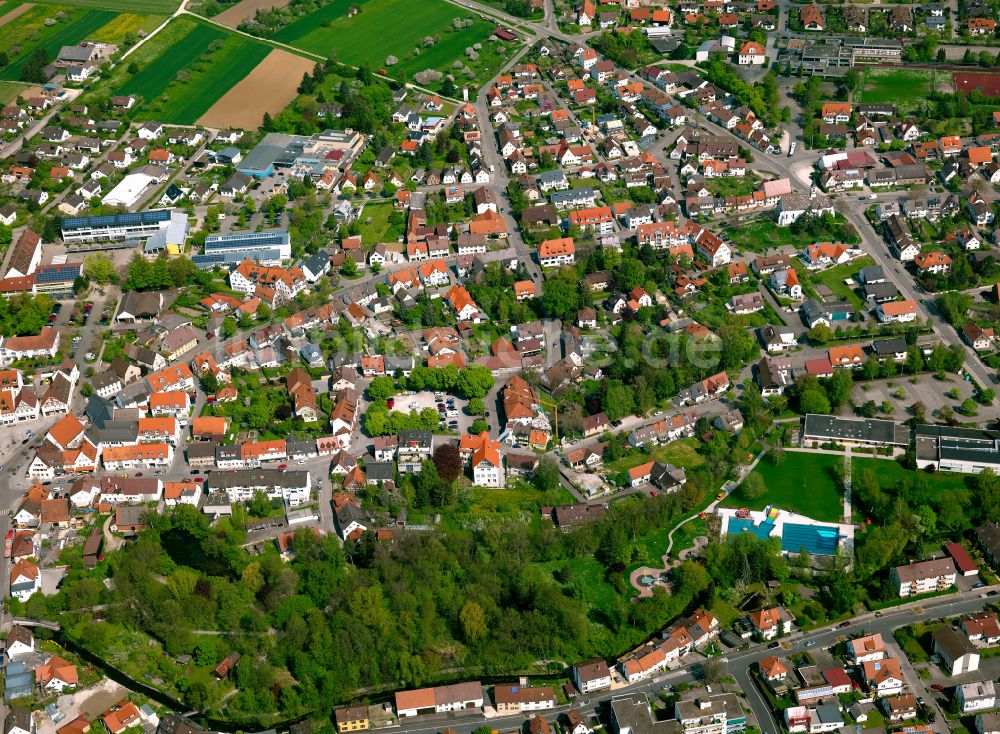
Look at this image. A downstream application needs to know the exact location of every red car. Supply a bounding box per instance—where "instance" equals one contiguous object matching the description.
[931,684,945,691]
[386,398,395,408]
[135,472,143,477]
[194,477,204,483]
[278,464,287,469]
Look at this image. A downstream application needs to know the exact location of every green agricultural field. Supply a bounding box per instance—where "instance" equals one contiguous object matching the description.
[0,7,116,81]
[130,29,270,124]
[272,0,517,84]
[860,68,948,114]
[117,21,224,102]
[43,0,178,11]
[721,451,844,523]
[0,81,30,103]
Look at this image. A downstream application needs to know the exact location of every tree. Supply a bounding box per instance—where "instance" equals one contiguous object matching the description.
[455,366,494,399]
[433,443,462,483]
[20,48,49,83]
[827,369,853,408]
[808,323,833,345]
[459,600,486,643]
[738,471,766,501]
[702,657,728,684]
[247,491,272,518]
[981,388,996,405]
[541,277,579,320]
[367,376,397,402]
[842,69,861,101]
[467,397,485,415]
[470,418,489,434]
[799,389,831,414]
[533,456,560,493]
[602,380,635,421]
[84,254,117,285]
[340,258,357,277]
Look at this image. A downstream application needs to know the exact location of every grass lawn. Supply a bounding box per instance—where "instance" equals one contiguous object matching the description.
[721,452,844,523]
[90,12,167,43]
[132,28,270,123]
[803,255,874,309]
[669,516,708,558]
[860,68,948,114]
[861,709,886,729]
[651,437,706,470]
[605,449,654,475]
[0,8,116,81]
[355,201,396,246]
[272,0,518,85]
[0,81,30,104]
[851,456,973,497]
[706,174,761,198]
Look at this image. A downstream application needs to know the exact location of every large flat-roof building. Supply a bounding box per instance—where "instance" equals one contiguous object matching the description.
[915,424,1000,473]
[193,230,291,269]
[102,172,158,208]
[60,209,188,250]
[238,129,366,178]
[802,414,910,448]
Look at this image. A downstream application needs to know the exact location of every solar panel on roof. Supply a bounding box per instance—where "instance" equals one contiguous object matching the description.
[36,265,80,282]
[61,209,171,230]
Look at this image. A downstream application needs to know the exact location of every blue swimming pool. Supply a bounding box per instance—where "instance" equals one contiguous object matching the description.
[782,522,840,555]
[728,518,840,555]
[729,517,775,541]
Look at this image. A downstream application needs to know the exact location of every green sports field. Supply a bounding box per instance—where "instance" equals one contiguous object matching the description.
[272,0,517,83]
[859,69,948,114]
[0,7,116,81]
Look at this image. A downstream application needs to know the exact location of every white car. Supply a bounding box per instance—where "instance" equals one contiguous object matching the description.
[787,142,797,157]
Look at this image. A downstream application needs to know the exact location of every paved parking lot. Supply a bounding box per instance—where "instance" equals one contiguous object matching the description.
[364,390,476,437]
[852,372,997,421]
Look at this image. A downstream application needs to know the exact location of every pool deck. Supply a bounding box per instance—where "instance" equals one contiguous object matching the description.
[717,507,854,546]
